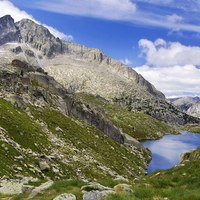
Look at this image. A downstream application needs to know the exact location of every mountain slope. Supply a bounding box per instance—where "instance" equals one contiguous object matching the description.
[0,58,152,181]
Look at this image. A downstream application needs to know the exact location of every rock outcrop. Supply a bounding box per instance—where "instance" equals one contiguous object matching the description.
[179,147,200,164]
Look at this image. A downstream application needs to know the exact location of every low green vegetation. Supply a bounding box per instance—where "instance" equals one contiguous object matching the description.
[28,104,147,178]
[184,124,200,133]
[0,96,147,181]
[105,159,200,200]
[1,159,200,200]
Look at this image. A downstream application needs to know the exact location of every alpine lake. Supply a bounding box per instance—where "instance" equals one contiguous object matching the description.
[141,131,200,173]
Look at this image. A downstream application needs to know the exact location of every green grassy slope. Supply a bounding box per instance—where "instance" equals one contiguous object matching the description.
[0,97,148,181]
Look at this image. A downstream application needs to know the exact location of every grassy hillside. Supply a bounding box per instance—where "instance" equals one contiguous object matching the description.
[0,97,149,181]
[105,159,200,200]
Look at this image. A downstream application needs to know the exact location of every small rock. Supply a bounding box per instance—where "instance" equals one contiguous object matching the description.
[174,164,185,169]
[39,161,50,171]
[53,167,60,174]
[53,193,76,200]
[133,178,139,182]
[55,126,63,134]
[122,187,132,193]
[114,175,129,182]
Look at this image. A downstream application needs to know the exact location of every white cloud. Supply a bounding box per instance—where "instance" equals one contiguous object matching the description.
[33,0,137,21]
[0,0,73,41]
[165,14,183,23]
[134,64,200,97]
[136,38,200,97]
[134,0,200,12]
[120,58,132,65]
[28,0,200,34]
[139,39,200,66]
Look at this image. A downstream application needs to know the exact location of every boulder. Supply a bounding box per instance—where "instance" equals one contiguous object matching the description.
[83,190,115,200]
[0,180,23,195]
[53,193,76,200]
[39,161,50,171]
[28,180,54,198]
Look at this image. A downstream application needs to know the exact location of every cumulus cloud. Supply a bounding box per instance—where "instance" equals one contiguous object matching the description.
[134,64,200,97]
[33,0,137,21]
[120,58,132,65]
[139,38,200,66]
[136,38,200,97]
[0,0,73,41]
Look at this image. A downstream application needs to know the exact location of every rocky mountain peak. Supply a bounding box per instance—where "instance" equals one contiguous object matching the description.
[15,18,63,58]
[0,15,15,29]
[0,15,20,46]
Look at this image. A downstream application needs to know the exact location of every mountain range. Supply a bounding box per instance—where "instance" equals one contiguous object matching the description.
[169,96,200,118]
[0,14,200,188]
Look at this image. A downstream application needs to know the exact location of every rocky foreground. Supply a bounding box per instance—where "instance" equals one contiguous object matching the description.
[0,147,199,200]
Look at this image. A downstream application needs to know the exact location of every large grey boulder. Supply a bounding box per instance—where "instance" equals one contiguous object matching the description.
[0,180,23,195]
[83,190,116,200]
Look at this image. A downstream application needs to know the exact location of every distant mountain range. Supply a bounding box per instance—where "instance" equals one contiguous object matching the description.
[169,96,200,118]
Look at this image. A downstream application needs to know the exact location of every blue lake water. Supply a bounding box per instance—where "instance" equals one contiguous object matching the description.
[141,131,200,173]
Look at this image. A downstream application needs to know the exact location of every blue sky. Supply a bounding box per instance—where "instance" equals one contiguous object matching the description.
[1,0,200,98]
